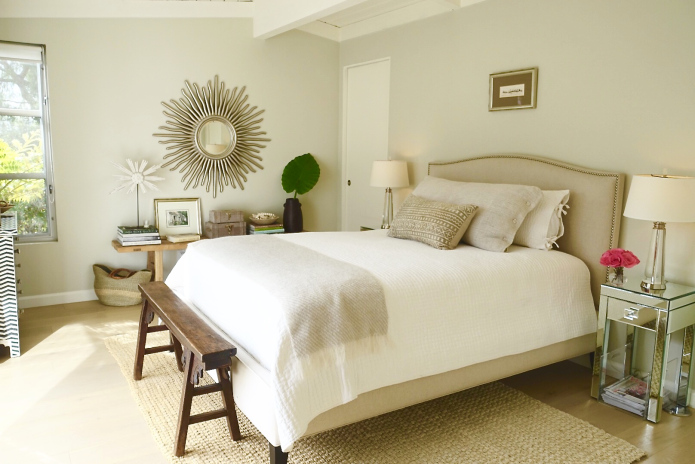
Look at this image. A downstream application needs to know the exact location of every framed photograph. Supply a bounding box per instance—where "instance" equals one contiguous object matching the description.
[154,198,202,239]
[489,67,538,111]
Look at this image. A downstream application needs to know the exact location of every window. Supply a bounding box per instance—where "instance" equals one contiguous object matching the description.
[0,41,56,241]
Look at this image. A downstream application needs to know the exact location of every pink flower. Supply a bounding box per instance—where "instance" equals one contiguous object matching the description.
[620,250,640,268]
[599,248,640,269]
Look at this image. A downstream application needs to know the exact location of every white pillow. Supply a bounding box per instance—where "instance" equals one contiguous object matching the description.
[412,176,542,252]
[514,190,570,250]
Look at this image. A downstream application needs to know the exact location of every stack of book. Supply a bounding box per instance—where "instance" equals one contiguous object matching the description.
[601,375,647,415]
[247,223,285,235]
[117,226,161,246]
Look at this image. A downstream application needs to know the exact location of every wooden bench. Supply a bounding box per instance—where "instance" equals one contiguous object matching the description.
[133,281,242,457]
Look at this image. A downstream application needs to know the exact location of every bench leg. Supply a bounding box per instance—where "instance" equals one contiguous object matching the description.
[217,366,242,441]
[269,443,289,464]
[175,349,196,457]
[133,298,154,380]
[172,335,184,372]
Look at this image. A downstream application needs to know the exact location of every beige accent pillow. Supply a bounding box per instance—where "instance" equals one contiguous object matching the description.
[514,190,570,250]
[388,195,478,250]
[412,176,542,252]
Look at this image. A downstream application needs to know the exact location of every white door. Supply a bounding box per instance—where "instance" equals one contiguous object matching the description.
[342,58,390,231]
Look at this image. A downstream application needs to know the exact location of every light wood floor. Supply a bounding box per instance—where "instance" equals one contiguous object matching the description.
[1,301,692,463]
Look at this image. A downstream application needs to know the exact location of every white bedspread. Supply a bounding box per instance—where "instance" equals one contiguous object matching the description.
[166,230,596,450]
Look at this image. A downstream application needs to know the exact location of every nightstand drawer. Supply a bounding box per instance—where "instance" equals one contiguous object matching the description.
[606,298,660,330]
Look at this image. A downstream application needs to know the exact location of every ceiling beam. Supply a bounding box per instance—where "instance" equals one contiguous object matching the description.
[337,0,459,42]
[297,21,342,42]
[254,0,368,39]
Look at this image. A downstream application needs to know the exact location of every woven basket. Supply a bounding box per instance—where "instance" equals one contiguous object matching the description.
[93,264,152,306]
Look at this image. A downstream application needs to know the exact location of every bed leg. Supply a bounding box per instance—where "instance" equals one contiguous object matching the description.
[269,443,289,464]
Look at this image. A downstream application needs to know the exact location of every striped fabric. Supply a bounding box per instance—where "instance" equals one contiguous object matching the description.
[388,195,478,249]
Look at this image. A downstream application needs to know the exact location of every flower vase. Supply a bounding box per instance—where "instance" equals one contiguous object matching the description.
[610,266,625,286]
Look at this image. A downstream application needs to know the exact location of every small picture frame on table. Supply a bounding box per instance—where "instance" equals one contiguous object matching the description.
[154,198,202,239]
[489,67,538,111]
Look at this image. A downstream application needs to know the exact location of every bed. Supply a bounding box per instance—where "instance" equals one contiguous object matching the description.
[165,154,625,463]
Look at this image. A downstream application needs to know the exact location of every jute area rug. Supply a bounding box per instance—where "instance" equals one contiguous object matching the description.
[106,332,646,464]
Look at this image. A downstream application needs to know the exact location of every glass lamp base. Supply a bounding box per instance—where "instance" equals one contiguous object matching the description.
[380,187,393,229]
[642,222,667,290]
[641,280,667,291]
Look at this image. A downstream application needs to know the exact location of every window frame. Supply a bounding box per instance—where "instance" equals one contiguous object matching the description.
[0,40,57,243]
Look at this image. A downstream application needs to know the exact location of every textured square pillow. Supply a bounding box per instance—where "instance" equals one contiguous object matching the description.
[514,190,570,250]
[412,176,542,252]
[388,195,478,250]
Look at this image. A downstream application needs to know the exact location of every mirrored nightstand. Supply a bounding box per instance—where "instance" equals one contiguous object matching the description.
[591,280,695,422]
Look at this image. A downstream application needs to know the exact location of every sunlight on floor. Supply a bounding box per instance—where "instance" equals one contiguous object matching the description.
[0,301,167,464]
[0,325,97,435]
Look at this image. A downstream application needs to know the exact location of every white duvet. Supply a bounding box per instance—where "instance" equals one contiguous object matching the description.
[166,230,597,450]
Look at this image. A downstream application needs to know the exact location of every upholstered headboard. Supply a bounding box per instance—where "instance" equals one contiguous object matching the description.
[428,154,625,308]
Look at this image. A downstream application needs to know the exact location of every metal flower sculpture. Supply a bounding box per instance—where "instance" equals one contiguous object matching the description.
[153,76,270,197]
[110,159,164,195]
[110,159,164,226]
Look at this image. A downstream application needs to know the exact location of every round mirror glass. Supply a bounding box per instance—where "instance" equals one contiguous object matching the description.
[196,118,236,158]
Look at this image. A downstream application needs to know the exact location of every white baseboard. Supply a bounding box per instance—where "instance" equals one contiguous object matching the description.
[19,289,97,309]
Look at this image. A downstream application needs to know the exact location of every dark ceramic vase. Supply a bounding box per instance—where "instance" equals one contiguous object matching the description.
[283,198,303,233]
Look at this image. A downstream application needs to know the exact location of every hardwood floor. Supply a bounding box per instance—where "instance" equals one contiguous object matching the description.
[0,301,166,464]
[1,300,692,463]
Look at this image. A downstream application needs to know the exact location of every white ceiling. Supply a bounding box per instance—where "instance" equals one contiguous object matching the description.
[0,0,487,42]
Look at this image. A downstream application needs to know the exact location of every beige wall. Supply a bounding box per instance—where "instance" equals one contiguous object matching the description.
[0,19,339,305]
[4,0,695,305]
[340,0,695,286]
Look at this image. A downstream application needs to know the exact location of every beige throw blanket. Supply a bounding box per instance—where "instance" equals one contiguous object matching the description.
[226,235,388,359]
[205,235,388,448]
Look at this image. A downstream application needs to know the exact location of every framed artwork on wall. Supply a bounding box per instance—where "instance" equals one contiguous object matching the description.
[154,198,202,239]
[489,67,538,111]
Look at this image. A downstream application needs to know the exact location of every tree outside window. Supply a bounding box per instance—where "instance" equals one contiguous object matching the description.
[0,42,56,240]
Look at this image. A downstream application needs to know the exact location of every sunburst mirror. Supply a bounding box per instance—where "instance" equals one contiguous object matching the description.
[153,76,270,197]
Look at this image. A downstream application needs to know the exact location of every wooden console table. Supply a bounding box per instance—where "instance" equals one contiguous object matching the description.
[111,240,200,282]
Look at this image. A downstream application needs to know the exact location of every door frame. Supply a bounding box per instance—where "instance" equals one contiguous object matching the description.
[341,57,391,231]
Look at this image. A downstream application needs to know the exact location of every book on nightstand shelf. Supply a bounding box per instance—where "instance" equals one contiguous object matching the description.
[117,237,162,246]
[247,223,284,234]
[117,225,159,234]
[118,232,160,240]
[167,233,201,243]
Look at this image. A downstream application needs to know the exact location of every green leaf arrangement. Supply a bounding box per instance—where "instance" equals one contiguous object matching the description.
[282,153,320,198]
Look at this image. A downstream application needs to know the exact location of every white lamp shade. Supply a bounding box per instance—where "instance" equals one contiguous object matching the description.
[624,174,695,223]
[370,160,409,188]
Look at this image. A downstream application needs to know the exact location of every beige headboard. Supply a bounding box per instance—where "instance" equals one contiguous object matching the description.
[428,154,625,308]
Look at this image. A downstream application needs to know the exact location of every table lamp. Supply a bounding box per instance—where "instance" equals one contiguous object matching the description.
[370,160,409,229]
[623,174,695,291]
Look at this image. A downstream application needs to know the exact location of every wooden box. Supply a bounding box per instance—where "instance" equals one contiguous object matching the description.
[209,210,244,224]
[204,221,246,238]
